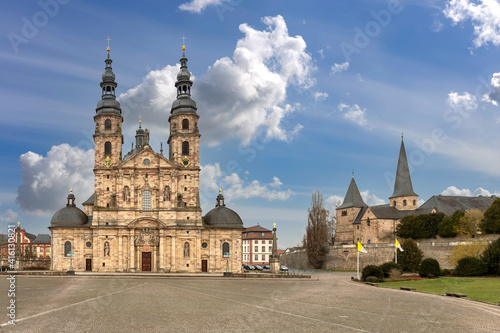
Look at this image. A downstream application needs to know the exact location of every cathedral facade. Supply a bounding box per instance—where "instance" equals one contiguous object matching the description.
[49,46,244,273]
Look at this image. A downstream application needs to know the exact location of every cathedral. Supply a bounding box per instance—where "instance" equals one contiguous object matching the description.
[49,45,244,273]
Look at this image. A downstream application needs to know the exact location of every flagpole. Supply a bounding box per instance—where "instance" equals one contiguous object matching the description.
[357,249,360,280]
[395,241,397,264]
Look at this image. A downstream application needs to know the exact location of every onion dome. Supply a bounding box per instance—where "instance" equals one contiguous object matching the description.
[50,190,89,227]
[96,46,122,115]
[170,44,197,115]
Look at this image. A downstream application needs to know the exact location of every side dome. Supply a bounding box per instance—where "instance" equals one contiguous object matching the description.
[50,190,89,227]
[203,191,244,229]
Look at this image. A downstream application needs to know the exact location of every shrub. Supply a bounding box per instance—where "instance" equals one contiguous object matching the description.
[480,198,500,234]
[438,211,464,238]
[389,268,402,279]
[380,261,403,278]
[365,276,379,283]
[398,239,423,272]
[455,256,487,276]
[396,213,444,239]
[361,265,384,281]
[419,258,441,278]
[441,269,451,276]
[447,239,488,267]
[481,237,500,276]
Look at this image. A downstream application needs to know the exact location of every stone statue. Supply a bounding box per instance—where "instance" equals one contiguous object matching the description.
[124,186,130,202]
[184,242,190,258]
[164,186,170,202]
[104,242,110,257]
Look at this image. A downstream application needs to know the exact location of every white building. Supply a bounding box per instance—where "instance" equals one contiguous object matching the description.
[242,225,273,265]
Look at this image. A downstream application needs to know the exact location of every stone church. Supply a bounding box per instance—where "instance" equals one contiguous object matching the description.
[49,45,244,273]
[335,137,496,245]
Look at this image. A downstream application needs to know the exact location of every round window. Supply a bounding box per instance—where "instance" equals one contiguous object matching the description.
[143,158,150,166]
[86,241,92,248]
[201,242,208,249]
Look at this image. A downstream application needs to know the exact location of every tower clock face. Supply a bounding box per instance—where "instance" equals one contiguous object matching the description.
[182,156,190,168]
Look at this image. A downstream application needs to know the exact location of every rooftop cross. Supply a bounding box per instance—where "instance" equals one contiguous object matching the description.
[106,36,111,52]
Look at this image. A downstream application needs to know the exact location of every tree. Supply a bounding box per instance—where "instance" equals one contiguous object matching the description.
[396,213,444,239]
[447,239,488,267]
[305,191,331,269]
[398,238,423,272]
[456,208,483,236]
[438,211,464,238]
[480,198,500,234]
[481,237,500,276]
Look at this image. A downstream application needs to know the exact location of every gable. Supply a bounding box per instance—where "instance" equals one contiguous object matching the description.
[119,147,178,169]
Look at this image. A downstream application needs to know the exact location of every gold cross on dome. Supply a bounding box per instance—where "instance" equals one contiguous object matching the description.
[106,36,111,47]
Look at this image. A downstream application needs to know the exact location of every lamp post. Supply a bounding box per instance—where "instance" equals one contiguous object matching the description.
[67,251,75,275]
[223,252,232,277]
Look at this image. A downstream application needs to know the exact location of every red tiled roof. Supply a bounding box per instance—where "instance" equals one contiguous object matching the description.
[244,225,271,232]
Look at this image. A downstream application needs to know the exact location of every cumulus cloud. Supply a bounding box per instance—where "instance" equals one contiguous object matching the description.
[331,61,349,75]
[178,0,228,13]
[16,144,94,216]
[119,15,313,147]
[313,91,328,102]
[441,185,499,197]
[0,208,19,223]
[447,91,478,110]
[325,195,343,211]
[485,72,500,106]
[443,0,500,48]
[337,103,369,127]
[360,190,386,206]
[199,163,293,209]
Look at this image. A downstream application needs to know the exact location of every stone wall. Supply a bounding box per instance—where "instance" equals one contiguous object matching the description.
[282,234,500,271]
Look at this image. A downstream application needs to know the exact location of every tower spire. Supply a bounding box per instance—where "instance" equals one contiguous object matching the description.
[391,137,417,198]
[170,42,197,115]
[96,42,121,115]
[337,176,367,209]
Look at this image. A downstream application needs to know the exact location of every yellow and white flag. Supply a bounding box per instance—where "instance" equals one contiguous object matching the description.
[357,241,367,253]
[396,239,404,252]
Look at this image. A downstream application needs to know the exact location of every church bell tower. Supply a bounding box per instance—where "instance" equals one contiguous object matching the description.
[168,44,200,169]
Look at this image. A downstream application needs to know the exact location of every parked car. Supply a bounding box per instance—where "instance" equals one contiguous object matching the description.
[280,265,289,272]
[247,265,256,270]
[263,265,270,271]
[254,265,263,271]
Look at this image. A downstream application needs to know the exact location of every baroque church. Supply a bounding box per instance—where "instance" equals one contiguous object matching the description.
[335,137,496,245]
[49,45,244,273]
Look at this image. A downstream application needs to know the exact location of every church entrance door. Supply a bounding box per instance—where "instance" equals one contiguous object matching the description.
[86,259,92,271]
[201,260,208,272]
[142,252,151,271]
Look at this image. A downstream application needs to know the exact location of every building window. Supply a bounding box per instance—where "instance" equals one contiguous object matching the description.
[64,241,71,257]
[269,240,272,244]
[342,210,347,216]
[255,255,258,261]
[261,232,264,237]
[182,141,189,155]
[255,246,258,252]
[367,218,370,226]
[403,199,407,206]
[201,242,208,249]
[255,240,258,244]
[142,191,151,211]
[222,242,230,256]
[105,119,111,130]
[357,225,359,230]
[262,255,266,261]
[393,200,396,207]
[262,246,265,252]
[182,119,189,129]
[268,246,272,252]
[413,199,416,206]
[104,142,112,156]
[368,240,371,244]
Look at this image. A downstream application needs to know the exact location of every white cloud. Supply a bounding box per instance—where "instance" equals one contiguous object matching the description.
[325,195,343,211]
[331,61,349,75]
[337,103,369,127]
[446,91,478,110]
[178,0,228,13]
[317,49,325,59]
[356,73,365,82]
[486,72,500,106]
[16,144,94,216]
[360,190,386,206]
[431,20,444,32]
[0,209,19,223]
[199,163,293,210]
[441,185,499,197]
[119,15,313,147]
[443,0,500,48]
[313,91,328,102]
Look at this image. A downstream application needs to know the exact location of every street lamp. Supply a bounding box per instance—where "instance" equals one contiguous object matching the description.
[67,251,75,275]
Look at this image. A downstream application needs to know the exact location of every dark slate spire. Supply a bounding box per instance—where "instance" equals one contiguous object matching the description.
[391,136,417,197]
[96,46,122,115]
[170,44,197,115]
[337,177,367,209]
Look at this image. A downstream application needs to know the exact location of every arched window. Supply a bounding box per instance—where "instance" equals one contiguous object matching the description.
[182,141,189,155]
[64,241,71,257]
[403,200,407,206]
[105,142,112,156]
[142,190,151,211]
[393,200,396,207]
[413,199,416,206]
[182,119,189,130]
[222,242,230,257]
[105,119,111,130]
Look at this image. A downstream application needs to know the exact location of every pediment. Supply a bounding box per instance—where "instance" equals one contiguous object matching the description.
[119,146,178,169]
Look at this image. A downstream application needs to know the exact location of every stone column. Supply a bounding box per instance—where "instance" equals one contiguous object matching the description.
[171,234,176,272]
[129,229,135,272]
[118,233,123,272]
[158,230,165,272]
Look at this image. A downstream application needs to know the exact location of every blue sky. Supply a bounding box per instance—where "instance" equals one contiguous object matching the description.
[1,0,500,248]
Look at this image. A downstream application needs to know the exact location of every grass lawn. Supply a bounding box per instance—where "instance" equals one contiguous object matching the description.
[380,278,500,304]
